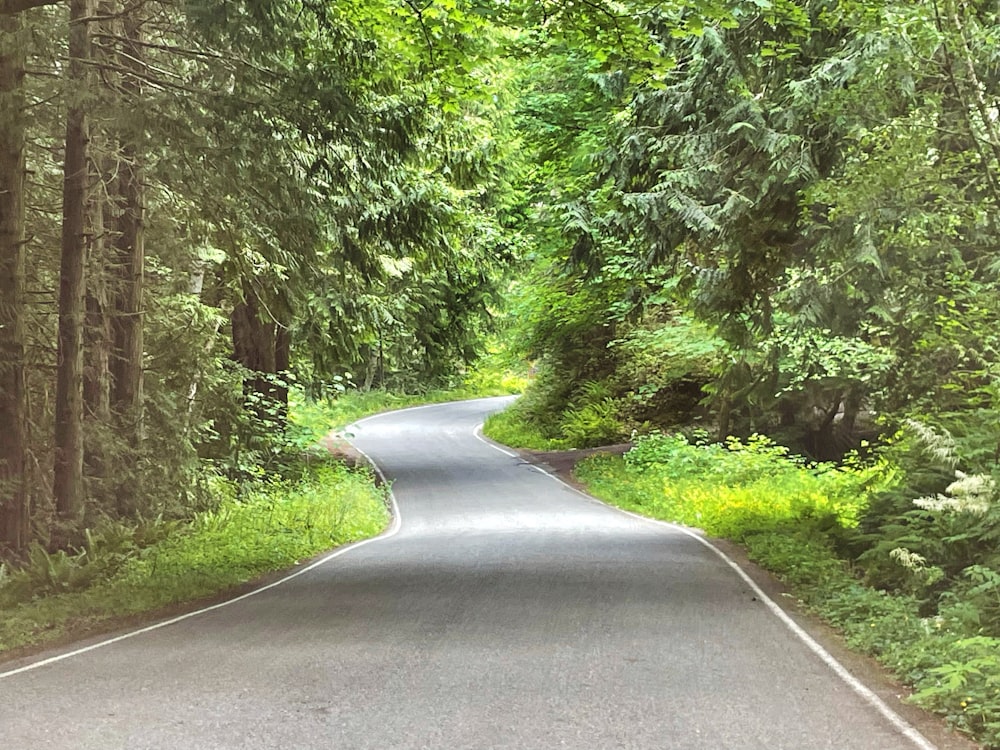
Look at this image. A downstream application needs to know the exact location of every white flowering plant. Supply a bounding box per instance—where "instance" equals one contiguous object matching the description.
[859,421,1000,639]
[913,471,996,515]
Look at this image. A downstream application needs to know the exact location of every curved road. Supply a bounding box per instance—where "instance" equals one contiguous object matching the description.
[1,398,943,749]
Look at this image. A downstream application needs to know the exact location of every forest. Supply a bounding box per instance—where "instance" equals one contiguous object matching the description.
[2,0,1000,745]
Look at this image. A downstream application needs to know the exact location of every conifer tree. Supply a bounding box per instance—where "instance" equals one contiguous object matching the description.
[0,9,28,550]
[54,0,96,521]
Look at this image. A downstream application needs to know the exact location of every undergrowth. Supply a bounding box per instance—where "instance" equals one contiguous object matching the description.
[482,404,565,450]
[0,462,387,655]
[481,375,628,450]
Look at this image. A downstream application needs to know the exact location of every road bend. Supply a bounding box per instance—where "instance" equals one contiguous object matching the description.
[1,397,938,749]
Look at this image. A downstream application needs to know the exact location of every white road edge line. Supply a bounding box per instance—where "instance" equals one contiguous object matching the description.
[472,424,937,750]
[0,417,404,682]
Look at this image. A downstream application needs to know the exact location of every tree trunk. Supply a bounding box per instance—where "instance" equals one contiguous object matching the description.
[182,260,208,435]
[109,6,143,436]
[83,193,110,491]
[362,345,378,391]
[54,0,94,521]
[274,323,290,424]
[231,284,290,426]
[232,288,277,398]
[232,292,275,414]
[84,199,110,425]
[0,12,29,552]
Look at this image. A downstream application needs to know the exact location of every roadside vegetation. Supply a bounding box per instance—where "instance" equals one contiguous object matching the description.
[0,462,387,656]
[0,363,523,658]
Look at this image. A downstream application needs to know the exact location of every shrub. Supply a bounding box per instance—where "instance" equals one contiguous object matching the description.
[597,431,890,538]
[855,421,1000,637]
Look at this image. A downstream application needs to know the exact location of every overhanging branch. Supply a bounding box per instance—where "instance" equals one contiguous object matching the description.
[0,0,63,16]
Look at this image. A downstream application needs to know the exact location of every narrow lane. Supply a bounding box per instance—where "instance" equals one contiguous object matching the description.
[2,397,934,749]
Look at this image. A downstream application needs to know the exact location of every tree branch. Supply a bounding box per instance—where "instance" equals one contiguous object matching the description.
[0,0,62,15]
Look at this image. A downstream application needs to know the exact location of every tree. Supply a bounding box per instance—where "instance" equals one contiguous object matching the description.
[0,9,28,551]
[107,10,144,434]
[504,0,1000,461]
[53,0,96,522]
[0,0,521,553]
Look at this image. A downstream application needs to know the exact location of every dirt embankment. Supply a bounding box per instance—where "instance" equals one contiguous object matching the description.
[512,443,632,490]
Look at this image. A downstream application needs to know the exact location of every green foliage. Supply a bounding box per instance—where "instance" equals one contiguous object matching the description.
[461,366,528,398]
[9,0,1000,742]
[505,0,1000,469]
[460,335,531,396]
[0,518,184,607]
[0,461,387,653]
[559,399,624,448]
[581,432,889,538]
[558,381,627,448]
[854,421,1000,647]
[481,372,631,450]
[4,0,529,559]
[480,366,573,449]
[748,524,1000,747]
[610,311,721,428]
[910,636,1000,742]
[482,407,562,451]
[0,545,98,605]
[137,464,386,583]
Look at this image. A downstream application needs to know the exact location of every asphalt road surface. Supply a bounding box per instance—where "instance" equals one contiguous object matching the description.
[1,397,946,749]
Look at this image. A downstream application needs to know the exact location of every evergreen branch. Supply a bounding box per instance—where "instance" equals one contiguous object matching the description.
[76,57,204,95]
[91,32,225,61]
[90,32,286,80]
[0,0,61,15]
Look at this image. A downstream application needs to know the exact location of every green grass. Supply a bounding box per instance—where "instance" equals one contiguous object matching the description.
[576,433,886,537]
[0,378,523,660]
[482,406,567,450]
[574,432,1000,748]
[0,463,387,655]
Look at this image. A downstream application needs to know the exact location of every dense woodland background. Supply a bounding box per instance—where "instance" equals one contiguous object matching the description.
[0,0,529,554]
[509,0,1000,463]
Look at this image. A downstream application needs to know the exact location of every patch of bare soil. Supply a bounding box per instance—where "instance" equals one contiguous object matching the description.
[515,443,632,491]
[318,431,367,468]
